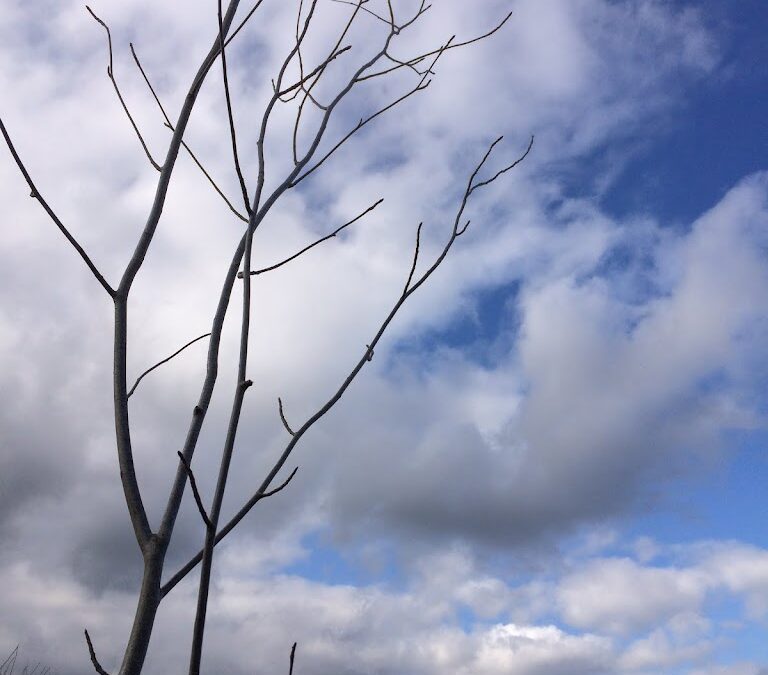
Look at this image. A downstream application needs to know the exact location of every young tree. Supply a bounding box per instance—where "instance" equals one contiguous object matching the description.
[1,1,530,673]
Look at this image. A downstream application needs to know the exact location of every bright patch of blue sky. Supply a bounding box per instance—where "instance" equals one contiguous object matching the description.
[602,0,768,223]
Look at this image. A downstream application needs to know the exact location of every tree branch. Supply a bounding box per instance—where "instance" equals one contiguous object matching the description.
[129,43,249,223]
[185,3,313,668]
[217,0,251,215]
[127,333,211,399]
[224,0,268,48]
[293,34,452,186]
[160,135,532,596]
[469,134,534,194]
[177,452,213,530]
[404,221,423,294]
[160,466,298,597]
[358,9,512,82]
[1,646,19,672]
[290,0,363,162]
[289,642,297,675]
[276,46,352,101]
[84,630,110,675]
[238,198,383,277]
[112,0,245,562]
[0,117,115,297]
[331,0,391,27]
[278,397,295,436]
[86,6,162,171]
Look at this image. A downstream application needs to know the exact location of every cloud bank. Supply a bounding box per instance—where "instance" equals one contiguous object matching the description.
[0,0,766,673]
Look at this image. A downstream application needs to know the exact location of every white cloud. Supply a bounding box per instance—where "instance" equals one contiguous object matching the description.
[557,558,708,635]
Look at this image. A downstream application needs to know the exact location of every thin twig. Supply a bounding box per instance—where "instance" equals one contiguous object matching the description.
[217,0,251,214]
[384,51,431,77]
[0,117,115,296]
[290,0,328,163]
[84,630,110,675]
[386,0,396,32]
[331,0,390,27]
[1,646,19,672]
[238,198,383,277]
[470,135,534,193]
[177,452,213,530]
[224,0,268,48]
[292,0,363,161]
[278,397,295,436]
[289,642,297,675]
[277,46,352,101]
[293,35,452,186]
[86,6,162,171]
[403,222,423,294]
[292,0,307,164]
[358,9,511,82]
[127,333,211,399]
[129,43,249,223]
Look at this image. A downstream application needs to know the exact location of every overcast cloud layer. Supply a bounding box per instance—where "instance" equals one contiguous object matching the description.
[1,1,767,673]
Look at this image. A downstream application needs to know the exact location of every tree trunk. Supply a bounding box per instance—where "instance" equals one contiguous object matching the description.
[117,538,165,675]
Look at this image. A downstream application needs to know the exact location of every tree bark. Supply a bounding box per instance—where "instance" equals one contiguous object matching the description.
[118,537,166,675]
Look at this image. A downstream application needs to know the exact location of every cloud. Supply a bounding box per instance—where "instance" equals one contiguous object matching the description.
[0,0,765,673]
[557,557,708,635]
[5,537,768,674]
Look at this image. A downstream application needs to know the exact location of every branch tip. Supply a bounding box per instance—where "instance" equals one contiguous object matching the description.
[87,5,162,171]
[84,629,110,675]
[0,116,115,296]
[278,397,295,436]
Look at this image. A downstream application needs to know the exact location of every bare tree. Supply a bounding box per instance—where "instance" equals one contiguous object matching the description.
[1,2,531,674]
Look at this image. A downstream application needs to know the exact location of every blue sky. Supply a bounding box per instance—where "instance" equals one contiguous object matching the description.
[1,1,767,674]
[602,0,768,223]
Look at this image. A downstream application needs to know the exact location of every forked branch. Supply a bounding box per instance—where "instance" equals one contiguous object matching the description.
[469,135,534,194]
[293,35,453,186]
[358,9,513,82]
[161,465,299,597]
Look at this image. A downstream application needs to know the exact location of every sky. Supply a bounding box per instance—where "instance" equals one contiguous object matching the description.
[0,0,767,674]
